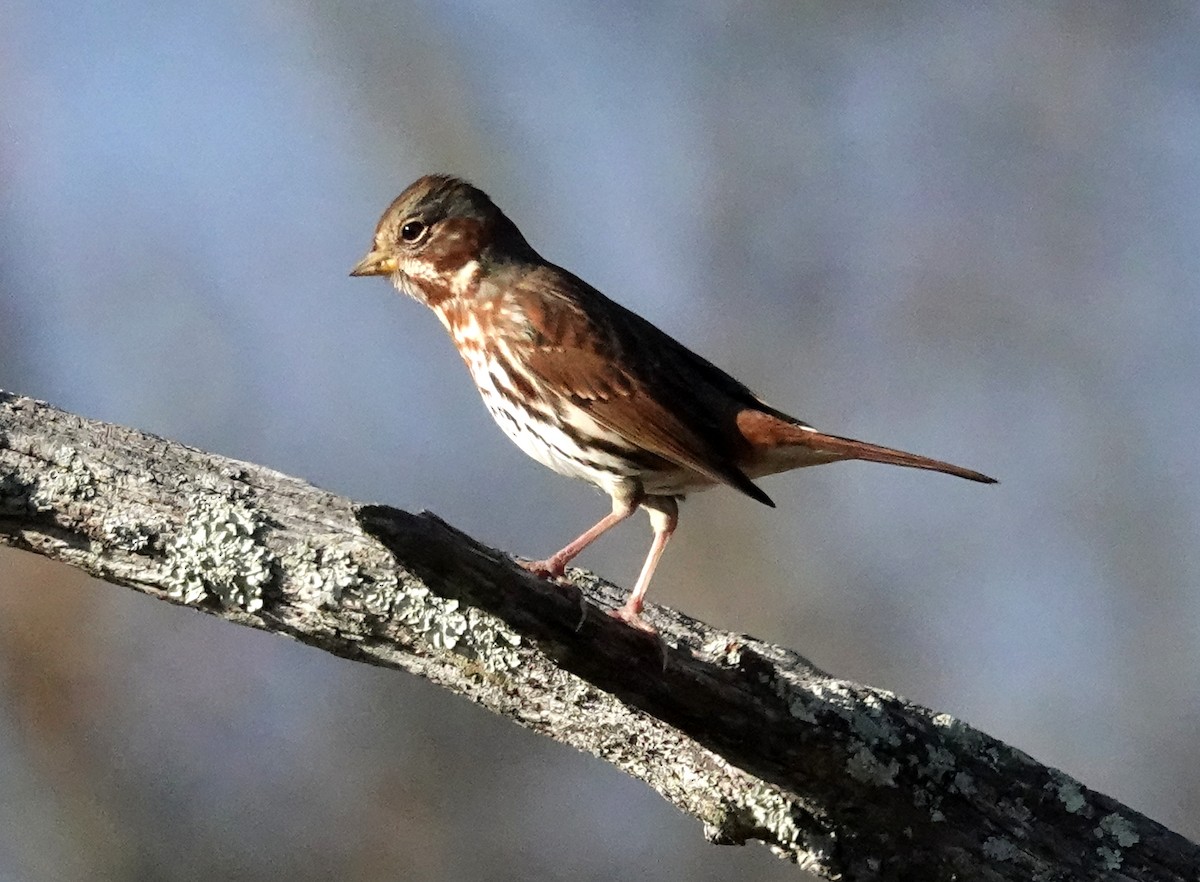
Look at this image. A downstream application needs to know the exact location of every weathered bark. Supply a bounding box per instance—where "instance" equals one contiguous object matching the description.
[0,389,1194,880]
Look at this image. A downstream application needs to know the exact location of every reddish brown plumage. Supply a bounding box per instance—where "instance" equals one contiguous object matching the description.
[352,175,996,630]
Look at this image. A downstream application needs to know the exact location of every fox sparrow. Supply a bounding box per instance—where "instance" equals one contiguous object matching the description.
[352,175,995,631]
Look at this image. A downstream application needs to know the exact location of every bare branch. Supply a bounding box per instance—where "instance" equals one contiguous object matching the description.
[0,389,1194,880]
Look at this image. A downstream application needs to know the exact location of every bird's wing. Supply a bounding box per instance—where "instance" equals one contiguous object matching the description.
[500,265,774,505]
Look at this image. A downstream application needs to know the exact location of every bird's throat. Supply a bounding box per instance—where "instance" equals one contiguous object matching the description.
[394,255,482,310]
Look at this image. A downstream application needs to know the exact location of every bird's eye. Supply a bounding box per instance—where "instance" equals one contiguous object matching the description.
[400,220,427,243]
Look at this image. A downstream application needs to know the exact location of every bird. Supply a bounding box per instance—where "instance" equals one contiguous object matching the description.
[351,175,996,631]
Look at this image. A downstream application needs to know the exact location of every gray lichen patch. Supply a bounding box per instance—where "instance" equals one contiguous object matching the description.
[780,691,817,724]
[769,670,861,726]
[394,587,468,648]
[460,608,522,672]
[846,744,900,787]
[932,712,1040,776]
[355,571,403,617]
[998,797,1032,827]
[284,541,366,609]
[163,495,272,611]
[767,672,912,792]
[28,444,97,509]
[919,744,957,783]
[951,771,976,796]
[101,506,165,553]
[1095,811,1139,869]
[699,635,745,667]
[711,781,830,868]
[767,671,818,724]
[1050,774,1087,814]
[1096,845,1123,871]
[738,785,808,856]
[1096,812,1139,847]
[982,835,1019,861]
[850,693,902,748]
[283,537,523,674]
[1094,811,1137,859]
[390,584,523,673]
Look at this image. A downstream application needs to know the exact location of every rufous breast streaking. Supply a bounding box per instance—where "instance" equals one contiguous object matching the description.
[352,174,996,631]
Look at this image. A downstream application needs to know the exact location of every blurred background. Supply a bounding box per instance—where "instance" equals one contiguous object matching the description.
[2,2,1198,879]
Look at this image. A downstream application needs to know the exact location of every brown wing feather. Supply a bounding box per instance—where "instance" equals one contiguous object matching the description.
[500,265,774,505]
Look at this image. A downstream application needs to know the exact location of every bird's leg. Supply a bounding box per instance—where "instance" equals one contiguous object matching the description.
[522,494,639,579]
[610,496,678,633]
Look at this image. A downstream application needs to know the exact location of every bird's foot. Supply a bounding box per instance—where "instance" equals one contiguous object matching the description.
[516,557,590,630]
[607,602,657,634]
[519,556,567,580]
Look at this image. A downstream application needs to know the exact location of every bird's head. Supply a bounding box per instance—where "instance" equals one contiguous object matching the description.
[350,175,533,307]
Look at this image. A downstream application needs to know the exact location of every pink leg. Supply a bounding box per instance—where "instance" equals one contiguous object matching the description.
[610,497,678,633]
[522,495,639,579]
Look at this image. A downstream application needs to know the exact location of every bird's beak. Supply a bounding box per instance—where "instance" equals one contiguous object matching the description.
[349,250,398,277]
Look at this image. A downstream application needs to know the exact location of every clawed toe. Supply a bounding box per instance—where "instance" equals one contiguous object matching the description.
[520,557,566,580]
[607,604,657,634]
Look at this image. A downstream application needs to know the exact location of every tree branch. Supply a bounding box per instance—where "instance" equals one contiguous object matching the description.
[0,389,1194,880]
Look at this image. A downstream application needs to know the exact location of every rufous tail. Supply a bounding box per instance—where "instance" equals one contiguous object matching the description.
[737,409,997,484]
[800,430,996,483]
